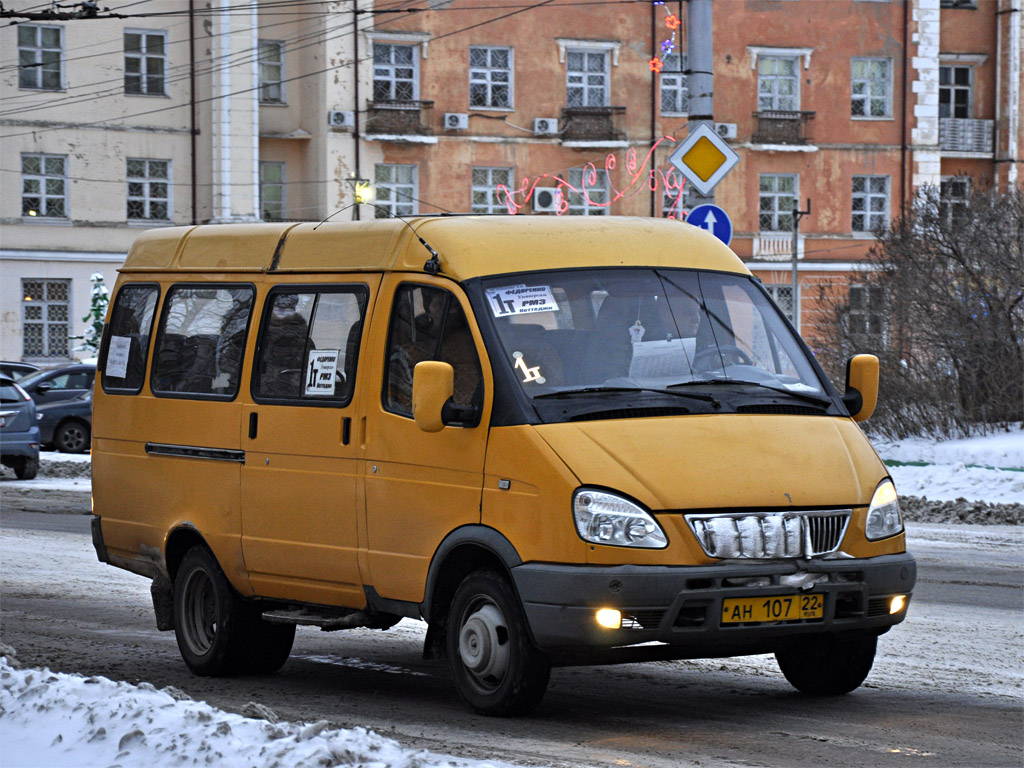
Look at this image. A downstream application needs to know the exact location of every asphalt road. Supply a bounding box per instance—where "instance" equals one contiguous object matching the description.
[1,506,1021,768]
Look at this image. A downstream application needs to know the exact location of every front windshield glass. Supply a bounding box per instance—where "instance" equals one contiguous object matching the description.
[482,268,825,399]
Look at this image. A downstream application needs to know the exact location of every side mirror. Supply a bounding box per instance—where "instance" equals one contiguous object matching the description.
[413,361,454,433]
[842,354,879,422]
[34,382,52,394]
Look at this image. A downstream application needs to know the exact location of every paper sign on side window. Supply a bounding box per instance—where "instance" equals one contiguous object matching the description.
[305,350,340,396]
[485,285,559,317]
[106,336,131,379]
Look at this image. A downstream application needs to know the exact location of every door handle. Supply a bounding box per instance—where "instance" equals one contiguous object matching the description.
[248,412,258,439]
[342,416,351,445]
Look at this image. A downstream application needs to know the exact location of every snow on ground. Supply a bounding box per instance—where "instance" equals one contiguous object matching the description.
[871,425,1024,505]
[1,430,1020,767]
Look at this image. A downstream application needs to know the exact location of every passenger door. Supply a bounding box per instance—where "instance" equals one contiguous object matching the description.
[362,277,491,604]
[240,278,381,607]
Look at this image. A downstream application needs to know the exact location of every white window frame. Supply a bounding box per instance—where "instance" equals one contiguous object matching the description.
[759,173,797,232]
[852,175,890,233]
[126,158,171,221]
[939,63,974,119]
[21,153,68,220]
[22,278,71,360]
[469,45,513,110]
[851,57,892,118]
[757,54,800,111]
[374,163,418,218]
[124,29,168,96]
[940,175,971,226]
[565,48,610,108]
[660,52,688,115]
[848,284,886,342]
[471,167,513,214]
[764,284,797,325]
[259,162,286,221]
[17,24,64,91]
[258,39,285,104]
[372,42,420,102]
[566,168,609,216]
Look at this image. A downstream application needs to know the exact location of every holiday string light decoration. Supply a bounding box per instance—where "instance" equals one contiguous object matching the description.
[649,1,681,76]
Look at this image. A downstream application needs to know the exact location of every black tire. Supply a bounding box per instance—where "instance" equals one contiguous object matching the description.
[446,570,551,716]
[775,634,878,695]
[240,618,295,675]
[54,420,90,453]
[12,457,39,480]
[173,545,253,676]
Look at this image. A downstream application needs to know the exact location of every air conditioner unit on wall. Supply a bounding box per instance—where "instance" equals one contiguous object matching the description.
[328,110,355,129]
[715,122,737,140]
[443,112,469,131]
[533,188,561,213]
[533,118,558,136]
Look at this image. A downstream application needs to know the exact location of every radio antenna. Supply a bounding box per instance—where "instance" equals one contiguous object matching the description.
[313,204,442,275]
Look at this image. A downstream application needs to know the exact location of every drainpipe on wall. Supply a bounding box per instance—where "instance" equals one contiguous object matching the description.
[901,0,909,211]
[189,0,197,225]
[353,1,362,221]
[650,1,657,218]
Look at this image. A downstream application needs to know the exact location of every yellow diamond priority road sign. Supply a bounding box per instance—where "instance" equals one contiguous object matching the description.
[668,123,740,197]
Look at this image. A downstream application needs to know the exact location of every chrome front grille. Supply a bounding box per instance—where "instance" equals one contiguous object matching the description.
[685,510,851,559]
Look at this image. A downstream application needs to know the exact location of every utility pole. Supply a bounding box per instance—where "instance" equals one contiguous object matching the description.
[686,0,714,205]
[791,199,811,328]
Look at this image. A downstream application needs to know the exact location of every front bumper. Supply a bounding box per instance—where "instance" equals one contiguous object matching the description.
[512,552,915,657]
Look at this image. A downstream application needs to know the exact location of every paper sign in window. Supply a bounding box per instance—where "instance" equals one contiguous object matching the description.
[485,285,559,317]
[106,336,132,379]
[305,350,340,396]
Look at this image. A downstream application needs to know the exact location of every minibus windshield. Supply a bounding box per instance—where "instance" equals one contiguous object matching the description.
[481,268,827,406]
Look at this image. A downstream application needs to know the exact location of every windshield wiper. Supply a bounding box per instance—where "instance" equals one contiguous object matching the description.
[533,386,721,406]
[668,379,832,408]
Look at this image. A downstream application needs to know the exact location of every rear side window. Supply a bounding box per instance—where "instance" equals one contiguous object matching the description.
[102,284,159,394]
[383,284,482,421]
[151,284,254,399]
[253,286,368,405]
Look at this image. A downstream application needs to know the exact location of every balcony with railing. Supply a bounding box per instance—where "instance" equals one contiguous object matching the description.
[561,106,627,144]
[751,110,816,145]
[364,100,435,137]
[939,118,994,154]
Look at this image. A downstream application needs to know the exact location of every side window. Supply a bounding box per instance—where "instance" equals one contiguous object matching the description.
[253,287,367,404]
[102,284,158,394]
[151,285,254,399]
[383,285,482,421]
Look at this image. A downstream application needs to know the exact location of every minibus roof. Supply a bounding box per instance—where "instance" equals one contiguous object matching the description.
[120,216,749,280]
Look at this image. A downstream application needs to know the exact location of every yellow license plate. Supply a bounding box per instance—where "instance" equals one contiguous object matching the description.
[721,594,824,624]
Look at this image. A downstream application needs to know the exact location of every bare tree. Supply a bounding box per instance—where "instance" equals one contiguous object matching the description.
[815,184,1024,438]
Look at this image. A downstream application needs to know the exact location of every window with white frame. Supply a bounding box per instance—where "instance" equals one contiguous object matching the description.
[852,175,889,232]
[566,168,609,215]
[851,57,892,117]
[22,279,71,359]
[469,46,512,109]
[374,164,417,218]
[373,43,418,102]
[18,24,63,90]
[125,30,167,95]
[258,40,285,104]
[848,284,885,342]
[566,49,609,108]
[764,285,797,324]
[21,153,67,219]
[759,174,797,232]
[940,176,970,226]
[660,52,688,114]
[260,162,286,221]
[939,64,973,118]
[471,167,513,214]
[757,55,799,111]
[126,159,170,221]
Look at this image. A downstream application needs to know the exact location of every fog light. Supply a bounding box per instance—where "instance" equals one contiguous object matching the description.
[889,595,906,614]
[596,608,622,629]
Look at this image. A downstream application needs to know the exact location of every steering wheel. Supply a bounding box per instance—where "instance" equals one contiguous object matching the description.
[692,344,754,371]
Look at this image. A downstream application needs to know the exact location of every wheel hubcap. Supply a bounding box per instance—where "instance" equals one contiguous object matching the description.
[180,568,217,656]
[458,602,509,687]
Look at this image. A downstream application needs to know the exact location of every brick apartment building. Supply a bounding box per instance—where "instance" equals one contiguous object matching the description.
[1,0,1020,362]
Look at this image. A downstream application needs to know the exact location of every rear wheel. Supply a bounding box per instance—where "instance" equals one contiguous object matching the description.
[54,420,90,453]
[775,634,877,694]
[12,457,38,480]
[446,570,551,716]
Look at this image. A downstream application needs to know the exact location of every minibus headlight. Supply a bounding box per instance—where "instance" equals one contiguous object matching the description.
[573,489,668,549]
[865,479,903,540]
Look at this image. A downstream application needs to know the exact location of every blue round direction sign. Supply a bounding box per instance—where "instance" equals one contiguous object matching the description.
[686,204,733,246]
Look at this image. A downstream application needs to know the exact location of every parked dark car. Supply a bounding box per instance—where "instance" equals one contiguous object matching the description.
[0,361,40,381]
[0,374,41,479]
[18,363,95,453]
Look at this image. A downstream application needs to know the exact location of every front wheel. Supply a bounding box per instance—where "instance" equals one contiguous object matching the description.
[446,570,551,716]
[775,634,877,694]
[55,420,90,453]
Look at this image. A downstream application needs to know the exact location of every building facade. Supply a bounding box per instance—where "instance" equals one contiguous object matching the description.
[1,0,1020,362]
